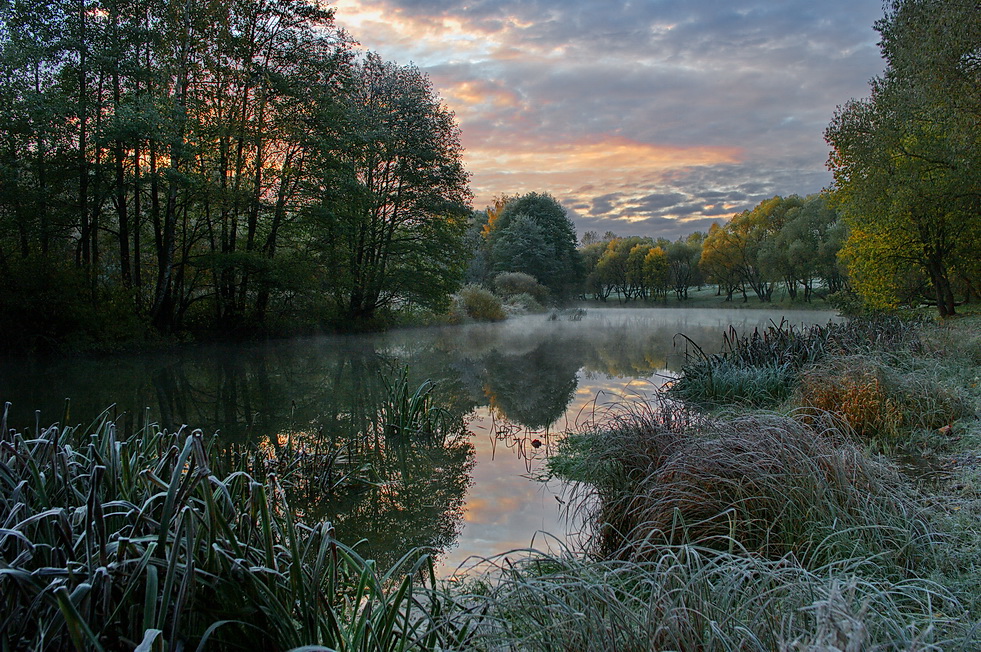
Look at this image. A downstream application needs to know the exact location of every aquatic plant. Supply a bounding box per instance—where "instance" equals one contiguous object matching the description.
[0,404,473,651]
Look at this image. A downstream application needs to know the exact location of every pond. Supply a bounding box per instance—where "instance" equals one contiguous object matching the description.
[0,306,838,574]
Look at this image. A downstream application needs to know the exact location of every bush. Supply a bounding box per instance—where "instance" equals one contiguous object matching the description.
[797,355,968,441]
[670,317,925,408]
[450,284,506,322]
[493,272,549,304]
[668,361,794,407]
[502,292,546,315]
[0,256,149,352]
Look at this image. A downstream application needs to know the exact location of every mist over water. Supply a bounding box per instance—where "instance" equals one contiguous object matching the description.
[0,306,838,572]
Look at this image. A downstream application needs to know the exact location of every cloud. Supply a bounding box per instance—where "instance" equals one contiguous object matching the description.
[332,0,887,238]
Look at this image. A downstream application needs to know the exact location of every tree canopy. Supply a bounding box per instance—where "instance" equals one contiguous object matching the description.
[825,0,981,316]
[486,192,582,299]
[0,0,471,348]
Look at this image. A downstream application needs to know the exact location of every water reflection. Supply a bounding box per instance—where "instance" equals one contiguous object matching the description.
[0,307,838,568]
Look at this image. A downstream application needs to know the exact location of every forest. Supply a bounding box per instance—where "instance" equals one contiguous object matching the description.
[0,0,471,350]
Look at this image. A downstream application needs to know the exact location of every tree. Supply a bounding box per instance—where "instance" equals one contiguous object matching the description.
[761,194,845,301]
[700,223,745,301]
[825,0,981,316]
[487,192,582,299]
[307,53,471,324]
[595,236,651,302]
[643,246,670,300]
[666,238,701,300]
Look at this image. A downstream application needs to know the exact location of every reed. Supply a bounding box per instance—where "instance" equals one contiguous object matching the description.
[670,316,925,408]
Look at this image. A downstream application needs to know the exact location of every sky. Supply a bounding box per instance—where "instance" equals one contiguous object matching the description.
[330,0,887,241]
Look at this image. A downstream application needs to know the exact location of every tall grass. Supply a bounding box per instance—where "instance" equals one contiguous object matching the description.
[798,354,969,442]
[550,400,937,574]
[670,316,925,408]
[0,402,472,651]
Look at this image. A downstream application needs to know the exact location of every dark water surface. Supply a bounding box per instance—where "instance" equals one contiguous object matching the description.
[0,307,838,573]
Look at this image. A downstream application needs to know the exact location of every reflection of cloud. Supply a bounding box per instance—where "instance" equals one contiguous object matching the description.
[333,0,886,239]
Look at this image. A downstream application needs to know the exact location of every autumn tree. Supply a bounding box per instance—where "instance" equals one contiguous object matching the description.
[825,0,981,315]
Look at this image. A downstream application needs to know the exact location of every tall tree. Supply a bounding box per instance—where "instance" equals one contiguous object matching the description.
[306,53,471,324]
[825,0,981,316]
[487,192,582,299]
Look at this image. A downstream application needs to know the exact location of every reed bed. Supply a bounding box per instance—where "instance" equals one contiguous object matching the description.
[670,316,925,408]
[0,403,473,651]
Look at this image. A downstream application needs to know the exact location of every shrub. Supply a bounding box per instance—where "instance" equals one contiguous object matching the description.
[670,317,925,408]
[502,292,546,315]
[797,355,968,441]
[668,361,794,407]
[493,272,549,304]
[450,284,506,322]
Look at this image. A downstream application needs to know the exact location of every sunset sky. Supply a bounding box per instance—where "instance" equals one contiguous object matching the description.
[331,0,886,240]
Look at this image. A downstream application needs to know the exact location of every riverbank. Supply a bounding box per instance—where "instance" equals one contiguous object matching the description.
[483,311,981,649]
[3,311,978,649]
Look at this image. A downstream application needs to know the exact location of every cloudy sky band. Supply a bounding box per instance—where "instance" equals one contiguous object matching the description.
[332,0,886,240]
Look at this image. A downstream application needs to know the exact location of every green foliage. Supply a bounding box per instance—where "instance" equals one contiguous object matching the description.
[670,317,926,408]
[463,546,966,651]
[0,255,149,352]
[449,284,506,322]
[0,0,471,345]
[798,355,969,443]
[0,407,473,650]
[825,0,981,316]
[487,193,582,299]
[493,271,549,304]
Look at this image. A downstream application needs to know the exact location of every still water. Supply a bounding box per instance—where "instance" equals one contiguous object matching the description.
[0,306,837,573]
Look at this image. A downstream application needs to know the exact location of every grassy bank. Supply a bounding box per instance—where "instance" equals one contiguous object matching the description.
[519,312,981,649]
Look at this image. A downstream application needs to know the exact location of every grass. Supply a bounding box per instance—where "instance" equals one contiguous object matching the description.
[669,316,926,409]
[524,313,981,650]
[797,354,968,442]
[550,400,936,573]
[457,545,970,651]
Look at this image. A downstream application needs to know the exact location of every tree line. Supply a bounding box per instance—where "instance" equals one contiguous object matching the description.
[570,194,845,306]
[0,0,470,350]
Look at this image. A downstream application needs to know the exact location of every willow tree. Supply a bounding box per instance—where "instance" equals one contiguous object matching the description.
[825,0,981,316]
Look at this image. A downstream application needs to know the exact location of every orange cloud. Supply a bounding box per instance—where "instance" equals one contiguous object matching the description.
[462,136,742,213]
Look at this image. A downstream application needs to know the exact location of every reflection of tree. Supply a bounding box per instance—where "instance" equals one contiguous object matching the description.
[482,336,583,429]
[256,417,475,570]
